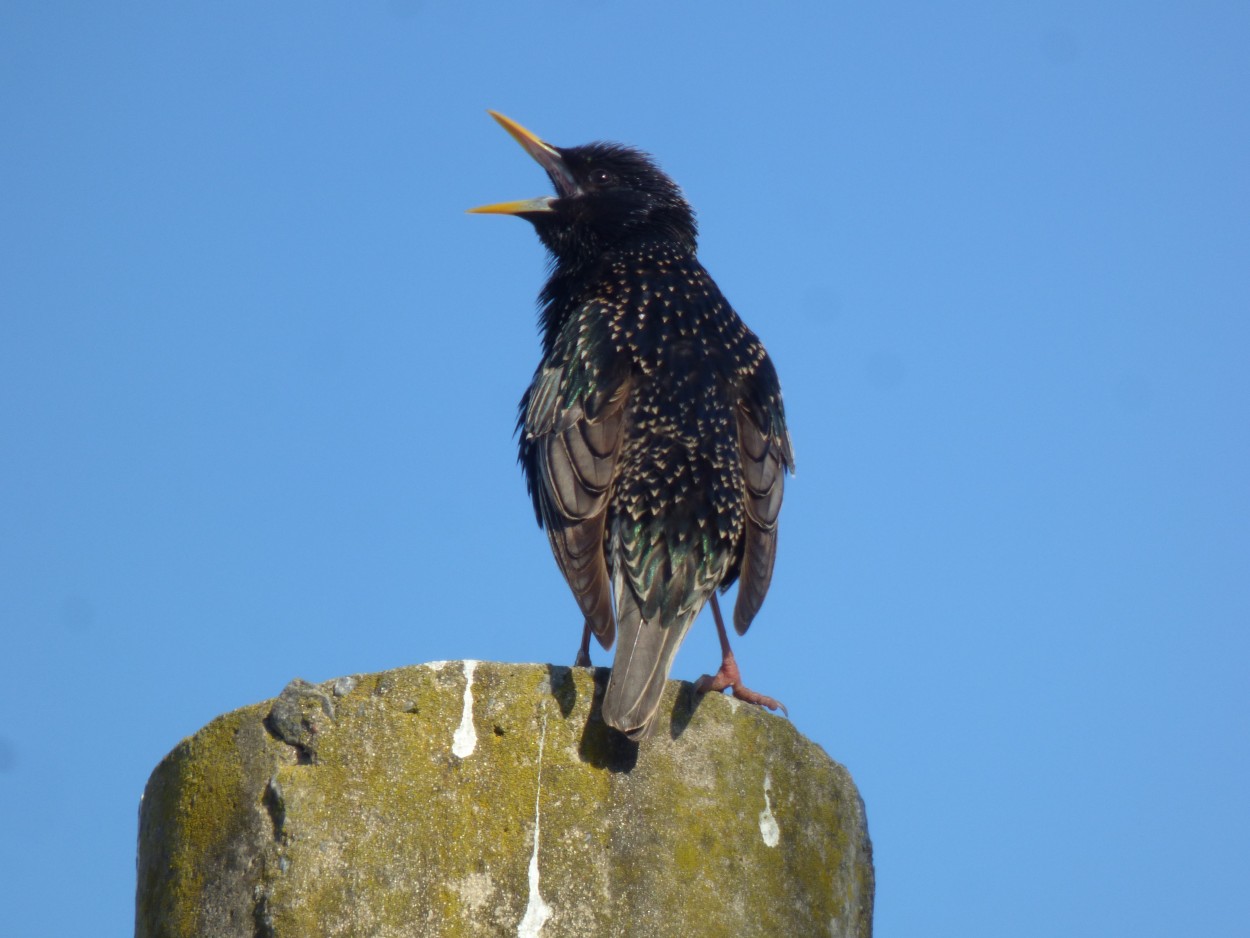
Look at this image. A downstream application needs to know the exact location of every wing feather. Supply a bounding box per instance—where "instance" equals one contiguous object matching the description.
[733,402,786,635]
[531,374,632,648]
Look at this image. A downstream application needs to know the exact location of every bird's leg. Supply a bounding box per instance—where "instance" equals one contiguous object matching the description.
[694,594,788,715]
[574,619,593,667]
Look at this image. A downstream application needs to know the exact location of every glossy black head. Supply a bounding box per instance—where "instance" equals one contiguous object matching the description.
[469,112,697,265]
[534,142,696,260]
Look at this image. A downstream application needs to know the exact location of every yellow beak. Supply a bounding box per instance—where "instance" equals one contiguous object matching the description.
[466,197,555,216]
[467,111,579,216]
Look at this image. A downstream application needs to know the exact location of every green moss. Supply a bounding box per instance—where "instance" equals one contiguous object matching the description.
[137,702,282,937]
[138,662,873,937]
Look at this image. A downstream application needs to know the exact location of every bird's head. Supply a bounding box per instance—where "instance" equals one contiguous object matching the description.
[469,111,697,264]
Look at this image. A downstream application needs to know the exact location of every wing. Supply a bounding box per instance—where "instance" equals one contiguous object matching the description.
[732,395,794,636]
[524,366,632,650]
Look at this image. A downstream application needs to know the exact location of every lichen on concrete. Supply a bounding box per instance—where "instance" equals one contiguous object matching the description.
[136,661,873,937]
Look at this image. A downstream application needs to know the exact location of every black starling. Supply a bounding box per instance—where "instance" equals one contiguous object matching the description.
[470,112,794,740]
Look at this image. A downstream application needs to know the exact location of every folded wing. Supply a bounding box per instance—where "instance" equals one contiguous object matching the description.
[526,369,632,649]
[733,401,794,635]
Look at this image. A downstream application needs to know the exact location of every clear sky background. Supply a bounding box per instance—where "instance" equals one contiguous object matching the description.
[2,3,1247,935]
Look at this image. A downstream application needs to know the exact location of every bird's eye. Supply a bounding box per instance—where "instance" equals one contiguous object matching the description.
[589,168,614,186]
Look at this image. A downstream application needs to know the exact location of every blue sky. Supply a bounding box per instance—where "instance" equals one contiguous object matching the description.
[2,3,1247,935]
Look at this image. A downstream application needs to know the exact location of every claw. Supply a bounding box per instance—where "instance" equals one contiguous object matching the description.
[694,653,787,715]
[694,594,787,716]
[574,620,593,667]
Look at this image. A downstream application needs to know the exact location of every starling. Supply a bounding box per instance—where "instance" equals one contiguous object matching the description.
[470,112,794,740]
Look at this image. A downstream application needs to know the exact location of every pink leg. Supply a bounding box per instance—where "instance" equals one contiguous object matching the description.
[574,619,593,667]
[694,595,787,715]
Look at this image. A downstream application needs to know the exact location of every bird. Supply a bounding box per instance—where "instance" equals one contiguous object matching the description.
[469,111,794,740]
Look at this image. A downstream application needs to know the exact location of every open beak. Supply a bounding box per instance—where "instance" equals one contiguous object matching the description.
[467,111,579,216]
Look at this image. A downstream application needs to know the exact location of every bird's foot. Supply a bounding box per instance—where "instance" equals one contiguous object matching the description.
[694,655,788,716]
[573,620,594,667]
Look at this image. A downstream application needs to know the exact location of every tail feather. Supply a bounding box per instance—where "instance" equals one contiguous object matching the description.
[601,582,701,740]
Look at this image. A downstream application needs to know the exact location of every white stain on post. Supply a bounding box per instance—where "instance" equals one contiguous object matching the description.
[517,712,553,936]
[451,660,478,758]
[759,772,780,847]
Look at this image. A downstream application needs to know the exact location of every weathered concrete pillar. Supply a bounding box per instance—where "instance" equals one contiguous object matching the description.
[136,661,873,937]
